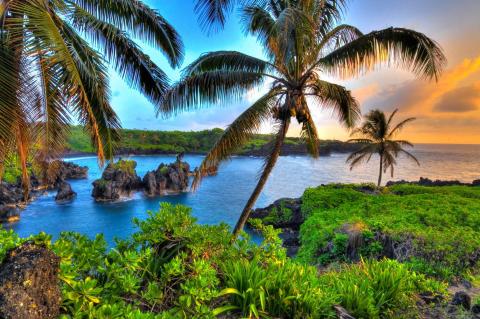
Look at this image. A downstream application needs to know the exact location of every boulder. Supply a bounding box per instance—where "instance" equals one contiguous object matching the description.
[142,170,167,196]
[451,291,471,310]
[91,160,143,201]
[248,197,304,230]
[55,182,77,202]
[0,205,20,223]
[0,241,62,318]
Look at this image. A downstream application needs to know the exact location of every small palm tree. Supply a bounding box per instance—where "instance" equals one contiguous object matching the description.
[0,0,184,195]
[128,134,134,144]
[141,132,148,145]
[152,135,160,145]
[159,0,445,237]
[347,109,419,186]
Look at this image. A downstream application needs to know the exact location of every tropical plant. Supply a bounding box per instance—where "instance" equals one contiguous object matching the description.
[0,0,184,197]
[152,135,160,145]
[158,0,446,237]
[347,109,420,186]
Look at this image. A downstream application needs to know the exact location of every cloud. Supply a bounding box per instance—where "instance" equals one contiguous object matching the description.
[360,55,480,113]
[433,82,480,113]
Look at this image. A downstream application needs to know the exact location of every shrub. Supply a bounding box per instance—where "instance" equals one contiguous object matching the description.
[297,184,480,272]
[0,203,450,318]
[113,159,136,174]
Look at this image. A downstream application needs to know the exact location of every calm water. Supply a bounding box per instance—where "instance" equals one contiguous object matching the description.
[3,144,479,243]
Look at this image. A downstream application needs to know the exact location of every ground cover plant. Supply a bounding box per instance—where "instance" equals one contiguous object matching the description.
[0,203,447,318]
[297,184,480,277]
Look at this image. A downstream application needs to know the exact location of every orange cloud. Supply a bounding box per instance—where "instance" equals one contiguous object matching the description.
[353,55,480,144]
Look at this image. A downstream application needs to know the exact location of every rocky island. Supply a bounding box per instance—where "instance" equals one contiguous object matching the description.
[91,152,192,201]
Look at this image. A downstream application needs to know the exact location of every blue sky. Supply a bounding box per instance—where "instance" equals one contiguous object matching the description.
[108,0,480,143]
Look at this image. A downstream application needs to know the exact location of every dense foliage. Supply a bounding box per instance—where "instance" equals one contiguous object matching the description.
[67,125,339,154]
[297,184,480,275]
[0,203,447,318]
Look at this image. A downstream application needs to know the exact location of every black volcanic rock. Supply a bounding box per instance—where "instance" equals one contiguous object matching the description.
[55,182,77,202]
[144,152,191,195]
[143,170,167,196]
[91,160,143,201]
[386,177,480,187]
[248,197,304,230]
[0,205,20,223]
[0,241,62,318]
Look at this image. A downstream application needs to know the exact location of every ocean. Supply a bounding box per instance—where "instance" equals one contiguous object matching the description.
[3,143,479,243]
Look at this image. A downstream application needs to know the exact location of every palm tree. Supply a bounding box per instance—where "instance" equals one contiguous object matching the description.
[140,132,148,145]
[346,109,419,186]
[158,0,446,237]
[152,135,160,145]
[0,0,184,196]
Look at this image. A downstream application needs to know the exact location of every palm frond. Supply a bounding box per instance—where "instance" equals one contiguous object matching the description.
[299,116,320,159]
[191,88,279,192]
[194,0,238,34]
[157,70,265,117]
[68,6,170,106]
[316,24,363,55]
[387,116,416,139]
[308,79,360,128]
[318,27,447,81]
[183,51,277,77]
[71,0,184,67]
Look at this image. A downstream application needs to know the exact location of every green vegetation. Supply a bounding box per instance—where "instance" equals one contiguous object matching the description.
[113,159,137,175]
[263,201,293,224]
[158,0,445,239]
[67,125,342,155]
[0,203,448,318]
[297,184,480,276]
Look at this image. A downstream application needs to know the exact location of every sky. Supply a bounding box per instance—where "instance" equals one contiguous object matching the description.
[107,0,480,144]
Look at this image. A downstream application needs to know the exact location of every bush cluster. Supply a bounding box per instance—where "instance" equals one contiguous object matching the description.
[0,203,447,318]
[297,184,480,273]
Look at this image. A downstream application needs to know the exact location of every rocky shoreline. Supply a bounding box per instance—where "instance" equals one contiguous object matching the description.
[66,140,362,158]
[249,177,480,258]
[0,161,88,223]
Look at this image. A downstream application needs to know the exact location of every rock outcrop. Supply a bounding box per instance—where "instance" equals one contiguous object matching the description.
[49,161,89,186]
[0,241,62,318]
[0,205,20,223]
[91,159,143,201]
[248,197,304,230]
[55,182,77,202]
[386,177,480,187]
[143,152,191,195]
[247,198,303,259]
[143,170,167,196]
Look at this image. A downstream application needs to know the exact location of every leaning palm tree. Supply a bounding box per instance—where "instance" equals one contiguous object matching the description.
[0,0,183,197]
[158,0,446,237]
[347,109,419,186]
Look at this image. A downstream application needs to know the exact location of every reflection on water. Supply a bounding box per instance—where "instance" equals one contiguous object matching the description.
[3,144,479,244]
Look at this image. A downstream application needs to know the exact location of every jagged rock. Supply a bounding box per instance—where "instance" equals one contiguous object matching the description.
[248,198,304,230]
[386,177,480,188]
[0,241,62,318]
[142,170,167,196]
[451,291,471,310]
[418,291,444,305]
[49,161,89,186]
[55,182,77,202]
[0,205,20,223]
[91,160,143,201]
[333,305,356,319]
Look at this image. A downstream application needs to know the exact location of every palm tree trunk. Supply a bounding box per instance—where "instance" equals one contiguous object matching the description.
[378,153,383,187]
[232,119,290,239]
